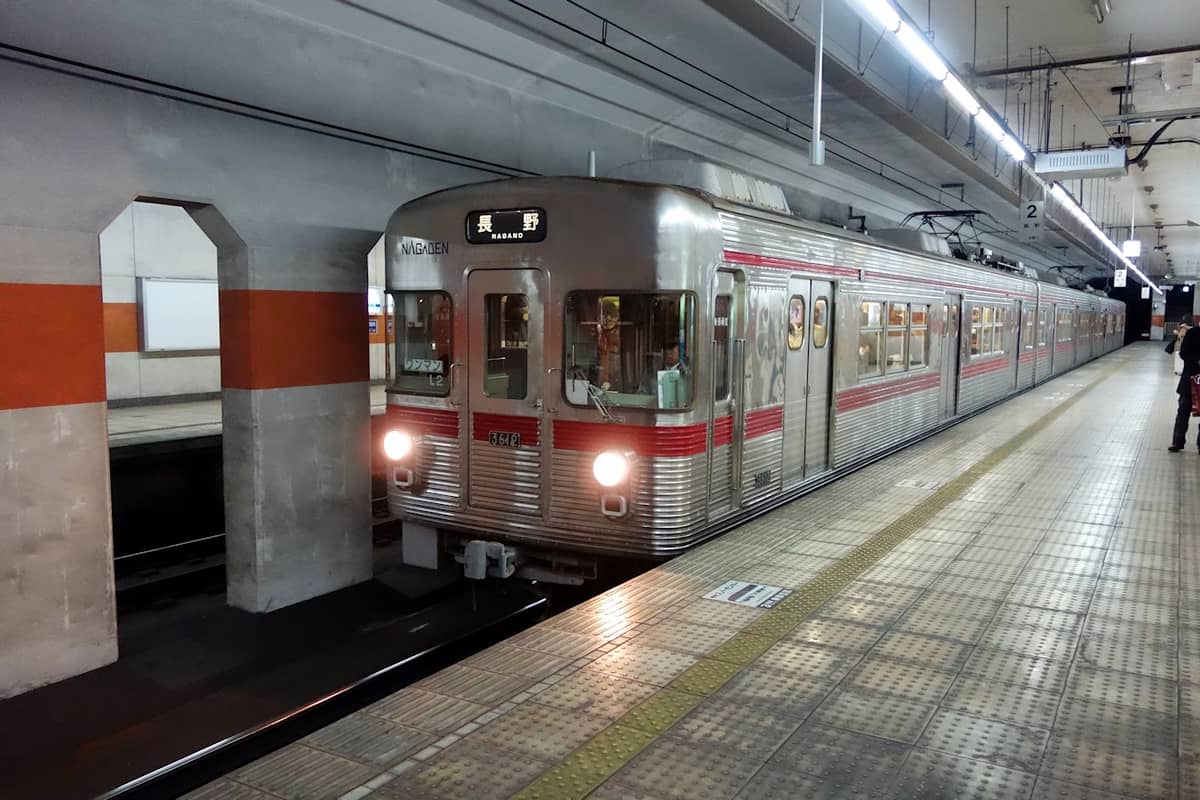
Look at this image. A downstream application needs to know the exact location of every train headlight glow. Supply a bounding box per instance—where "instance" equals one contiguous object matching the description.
[592,451,630,488]
[383,430,414,461]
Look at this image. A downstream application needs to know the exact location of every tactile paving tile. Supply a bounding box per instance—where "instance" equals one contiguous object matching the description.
[811,685,936,744]
[1053,698,1177,751]
[1088,596,1177,627]
[889,746,1037,800]
[896,609,992,642]
[961,649,1071,693]
[980,622,1080,662]
[918,708,1050,773]
[415,665,534,705]
[847,656,957,703]
[387,740,553,800]
[584,644,697,687]
[364,689,488,735]
[666,696,802,753]
[943,558,1028,582]
[1092,578,1177,607]
[610,735,764,800]
[992,604,1083,633]
[632,620,734,656]
[471,702,610,761]
[302,712,434,766]
[1065,664,1177,715]
[543,610,639,640]
[667,598,764,629]
[507,626,608,660]
[1039,733,1178,799]
[711,665,833,718]
[179,779,277,800]
[234,743,378,799]
[943,675,1062,729]
[462,644,572,680]
[770,722,910,786]
[1028,776,1132,800]
[872,631,971,669]
[531,668,659,720]
[1077,633,1177,681]
[755,640,854,681]
[787,617,884,653]
[932,574,1014,601]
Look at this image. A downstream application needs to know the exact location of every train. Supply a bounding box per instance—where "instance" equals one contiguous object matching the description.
[379,163,1125,584]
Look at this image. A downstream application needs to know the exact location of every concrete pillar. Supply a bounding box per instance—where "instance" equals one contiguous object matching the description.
[194,211,376,612]
[0,224,118,698]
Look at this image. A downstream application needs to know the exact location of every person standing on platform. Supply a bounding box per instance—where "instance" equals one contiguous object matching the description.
[1169,322,1200,452]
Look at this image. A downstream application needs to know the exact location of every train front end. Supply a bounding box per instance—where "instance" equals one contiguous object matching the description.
[381,177,724,583]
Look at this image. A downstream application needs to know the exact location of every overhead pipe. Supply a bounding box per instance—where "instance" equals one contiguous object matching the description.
[810,0,826,166]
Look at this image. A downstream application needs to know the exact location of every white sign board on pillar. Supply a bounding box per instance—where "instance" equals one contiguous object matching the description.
[1141,286,1151,300]
[1021,201,1044,242]
[1113,268,1127,288]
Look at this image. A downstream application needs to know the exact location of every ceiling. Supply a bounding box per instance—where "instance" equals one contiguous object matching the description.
[896,0,1200,282]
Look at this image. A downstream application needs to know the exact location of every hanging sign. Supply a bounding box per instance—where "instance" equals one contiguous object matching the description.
[1141,286,1151,299]
[1113,269,1127,288]
[1021,201,1044,242]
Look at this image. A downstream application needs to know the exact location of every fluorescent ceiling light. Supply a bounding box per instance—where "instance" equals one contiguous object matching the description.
[1050,182,1162,293]
[942,75,981,116]
[1000,136,1028,162]
[974,111,1006,142]
[896,23,949,81]
[860,0,901,32]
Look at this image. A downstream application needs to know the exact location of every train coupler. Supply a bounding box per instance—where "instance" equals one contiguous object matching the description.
[460,539,518,580]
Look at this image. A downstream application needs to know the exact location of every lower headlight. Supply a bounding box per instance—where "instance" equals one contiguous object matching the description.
[383,430,414,461]
[592,450,630,488]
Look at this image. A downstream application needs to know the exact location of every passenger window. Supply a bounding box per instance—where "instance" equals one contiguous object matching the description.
[787,296,806,351]
[885,302,908,373]
[813,297,829,348]
[969,306,981,356]
[858,301,883,378]
[993,307,1005,355]
[714,294,731,401]
[950,304,959,338]
[1023,310,1035,350]
[980,307,994,355]
[484,294,529,399]
[909,304,929,368]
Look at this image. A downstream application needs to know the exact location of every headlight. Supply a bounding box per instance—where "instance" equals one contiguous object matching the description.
[383,430,414,461]
[592,451,630,488]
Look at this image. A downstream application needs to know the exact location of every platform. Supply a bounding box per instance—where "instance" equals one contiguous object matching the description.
[191,343,1197,800]
[106,386,388,447]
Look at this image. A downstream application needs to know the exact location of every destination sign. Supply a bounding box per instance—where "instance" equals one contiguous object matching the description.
[466,208,547,244]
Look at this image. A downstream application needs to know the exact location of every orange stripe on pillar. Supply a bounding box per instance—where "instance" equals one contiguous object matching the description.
[103,302,139,352]
[0,283,106,410]
[220,289,368,390]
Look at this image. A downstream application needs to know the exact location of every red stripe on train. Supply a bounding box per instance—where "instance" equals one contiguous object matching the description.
[473,412,540,445]
[713,415,734,446]
[387,405,460,438]
[722,250,859,277]
[553,419,708,456]
[961,357,1011,379]
[837,373,939,412]
[745,406,784,439]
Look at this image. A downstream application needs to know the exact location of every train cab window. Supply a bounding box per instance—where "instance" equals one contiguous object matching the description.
[388,291,452,397]
[714,294,731,401]
[563,291,695,410]
[885,303,907,373]
[909,305,929,368]
[813,297,830,348]
[787,296,806,350]
[484,294,529,399]
[858,301,883,377]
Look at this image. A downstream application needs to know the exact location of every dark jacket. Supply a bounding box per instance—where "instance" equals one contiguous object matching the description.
[1179,325,1200,394]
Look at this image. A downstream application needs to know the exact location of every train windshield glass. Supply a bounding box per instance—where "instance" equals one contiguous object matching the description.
[563,292,695,410]
[388,291,452,396]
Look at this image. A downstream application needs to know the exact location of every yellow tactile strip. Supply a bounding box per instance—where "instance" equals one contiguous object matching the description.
[511,363,1121,800]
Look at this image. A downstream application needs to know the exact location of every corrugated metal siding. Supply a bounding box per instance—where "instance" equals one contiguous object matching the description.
[468,440,542,516]
[958,367,1014,414]
[387,434,463,517]
[741,430,784,506]
[834,387,939,466]
[708,443,733,518]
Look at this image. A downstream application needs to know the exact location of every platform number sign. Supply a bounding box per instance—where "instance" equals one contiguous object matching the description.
[1022,201,1044,242]
[466,208,547,244]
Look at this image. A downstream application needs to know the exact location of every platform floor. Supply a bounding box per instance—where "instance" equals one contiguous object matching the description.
[192,343,1198,800]
[107,386,387,447]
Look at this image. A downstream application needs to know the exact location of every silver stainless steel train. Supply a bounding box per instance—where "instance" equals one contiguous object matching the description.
[381,165,1125,584]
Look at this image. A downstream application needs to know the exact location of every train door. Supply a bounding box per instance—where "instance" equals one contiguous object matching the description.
[780,279,834,489]
[709,270,745,514]
[939,294,962,419]
[464,268,546,517]
[1012,300,1024,389]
